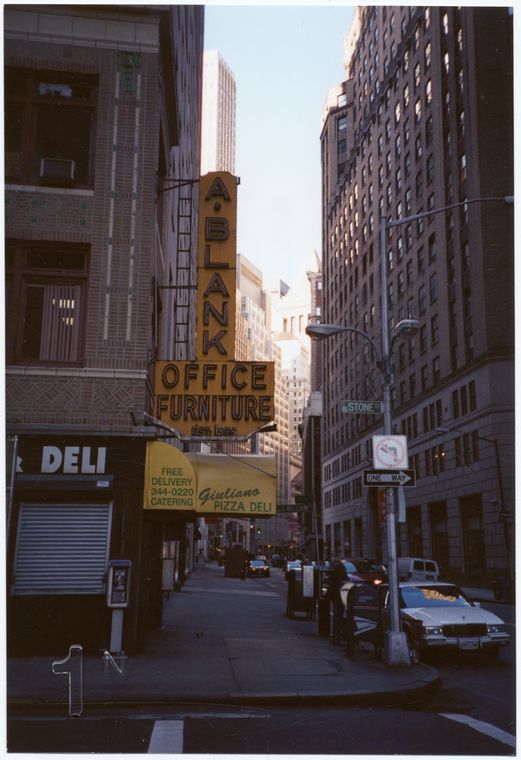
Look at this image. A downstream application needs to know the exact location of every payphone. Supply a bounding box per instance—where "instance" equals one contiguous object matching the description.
[106,560,131,653]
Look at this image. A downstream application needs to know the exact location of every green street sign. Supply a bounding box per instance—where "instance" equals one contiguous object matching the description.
[341,400,383,414]
[277,503,312,514]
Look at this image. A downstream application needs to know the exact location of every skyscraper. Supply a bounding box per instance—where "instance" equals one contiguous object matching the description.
[201,49,236,174]
[318,6,513,587]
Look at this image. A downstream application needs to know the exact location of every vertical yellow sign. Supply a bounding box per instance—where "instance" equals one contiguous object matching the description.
[197,172,238,359]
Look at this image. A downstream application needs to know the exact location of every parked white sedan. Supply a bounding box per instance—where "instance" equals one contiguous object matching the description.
[391,582,510,658]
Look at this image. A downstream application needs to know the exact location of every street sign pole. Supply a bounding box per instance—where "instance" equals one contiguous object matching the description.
[380,215,410,666]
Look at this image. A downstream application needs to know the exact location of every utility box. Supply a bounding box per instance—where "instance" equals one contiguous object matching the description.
[224,546,246,578]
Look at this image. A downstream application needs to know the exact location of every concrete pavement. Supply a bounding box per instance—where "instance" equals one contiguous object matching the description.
[8,563,441,710]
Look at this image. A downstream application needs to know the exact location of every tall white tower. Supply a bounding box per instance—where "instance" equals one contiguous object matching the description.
[201,49,236,174]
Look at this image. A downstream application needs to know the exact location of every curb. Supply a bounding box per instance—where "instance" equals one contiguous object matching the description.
[7,672,441,712]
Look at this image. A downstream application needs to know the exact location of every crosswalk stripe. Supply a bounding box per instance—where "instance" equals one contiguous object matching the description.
[148,720,184,753]
[439,713,516,749]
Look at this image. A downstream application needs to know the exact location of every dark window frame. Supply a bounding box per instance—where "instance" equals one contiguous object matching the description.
[5,67,98,188]
[6,240,89,366]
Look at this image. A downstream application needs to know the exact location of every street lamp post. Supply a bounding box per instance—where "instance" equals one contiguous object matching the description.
[306,316,419,666]
[378,195,513,661]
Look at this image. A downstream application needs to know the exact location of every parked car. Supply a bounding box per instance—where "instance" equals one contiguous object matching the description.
[387,582,510,658]
[285,559,302,580]
[338,581,510,661]
[248,558,270,577]
[270,554,284,568]
[397,557,440,582]
[337,558,387,585]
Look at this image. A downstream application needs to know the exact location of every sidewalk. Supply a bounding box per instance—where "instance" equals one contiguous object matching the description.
[7,564,440,710]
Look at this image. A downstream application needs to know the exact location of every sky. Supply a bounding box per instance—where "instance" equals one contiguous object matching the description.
[204,4,356,289]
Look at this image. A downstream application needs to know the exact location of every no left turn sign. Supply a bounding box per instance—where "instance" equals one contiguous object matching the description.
[372,435,409,469]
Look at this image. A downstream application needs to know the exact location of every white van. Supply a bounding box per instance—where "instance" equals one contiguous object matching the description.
[398,557,440,582]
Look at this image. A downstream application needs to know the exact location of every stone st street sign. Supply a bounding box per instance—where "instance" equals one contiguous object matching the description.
[341,399,383,414]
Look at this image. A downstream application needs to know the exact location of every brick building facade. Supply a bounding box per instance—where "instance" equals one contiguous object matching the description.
[5,5,204,654]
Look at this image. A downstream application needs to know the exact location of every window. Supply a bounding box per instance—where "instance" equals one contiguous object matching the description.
[424,42,432,68]
[395,102,401,124]
[418,285,426,314]
[425,79,432,104]
[428,233,436,261]
[416,170,423,198]
[426,115,433,145]
[337,115,347,132]
[460,153,467,183]
[421,364,428,390]
[403,84,410,108]
[420,324,427,352]
[431,314,439,344]
[415,98,422,123]
[6,241,89,364]
[432,355,440,383]
[415,134,423,161]
[426,154,434,185]
[6,68,97,187]
[430,273,438,303]
[404,118,410,145]
[414,63,421,89]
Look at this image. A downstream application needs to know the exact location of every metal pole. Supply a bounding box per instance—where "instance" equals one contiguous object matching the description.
[310,416,321,563]
[380,216,410,666]
[7,434,19,544]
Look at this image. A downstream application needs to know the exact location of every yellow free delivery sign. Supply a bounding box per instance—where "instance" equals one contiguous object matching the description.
[143,442,276,515]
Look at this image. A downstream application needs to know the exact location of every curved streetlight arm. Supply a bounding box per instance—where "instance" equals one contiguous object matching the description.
[306,323,382,364]
[387,195,513,230]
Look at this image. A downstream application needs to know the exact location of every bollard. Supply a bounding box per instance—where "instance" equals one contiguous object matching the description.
[317,598,331,637]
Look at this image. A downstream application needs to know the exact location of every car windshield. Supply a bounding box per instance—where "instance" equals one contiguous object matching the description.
[400,585,472,608]
[341,561,358,573]
[250,560,265,567]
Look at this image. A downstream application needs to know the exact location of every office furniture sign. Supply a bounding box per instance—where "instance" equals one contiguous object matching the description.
[154,359,275,439]
[153,172,275,441]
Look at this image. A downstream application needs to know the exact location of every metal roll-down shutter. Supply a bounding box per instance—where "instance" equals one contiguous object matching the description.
[12,502,112,595]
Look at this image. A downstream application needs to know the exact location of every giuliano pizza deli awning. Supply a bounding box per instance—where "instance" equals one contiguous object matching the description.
[143,441,276,515]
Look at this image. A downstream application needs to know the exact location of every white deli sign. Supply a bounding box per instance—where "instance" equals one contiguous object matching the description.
[372,435,408,469]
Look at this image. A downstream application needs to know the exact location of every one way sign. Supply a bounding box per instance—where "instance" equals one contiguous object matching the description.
[363,469,416,487]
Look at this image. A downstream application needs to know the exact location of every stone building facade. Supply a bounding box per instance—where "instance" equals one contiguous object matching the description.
[318,6,513,586]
